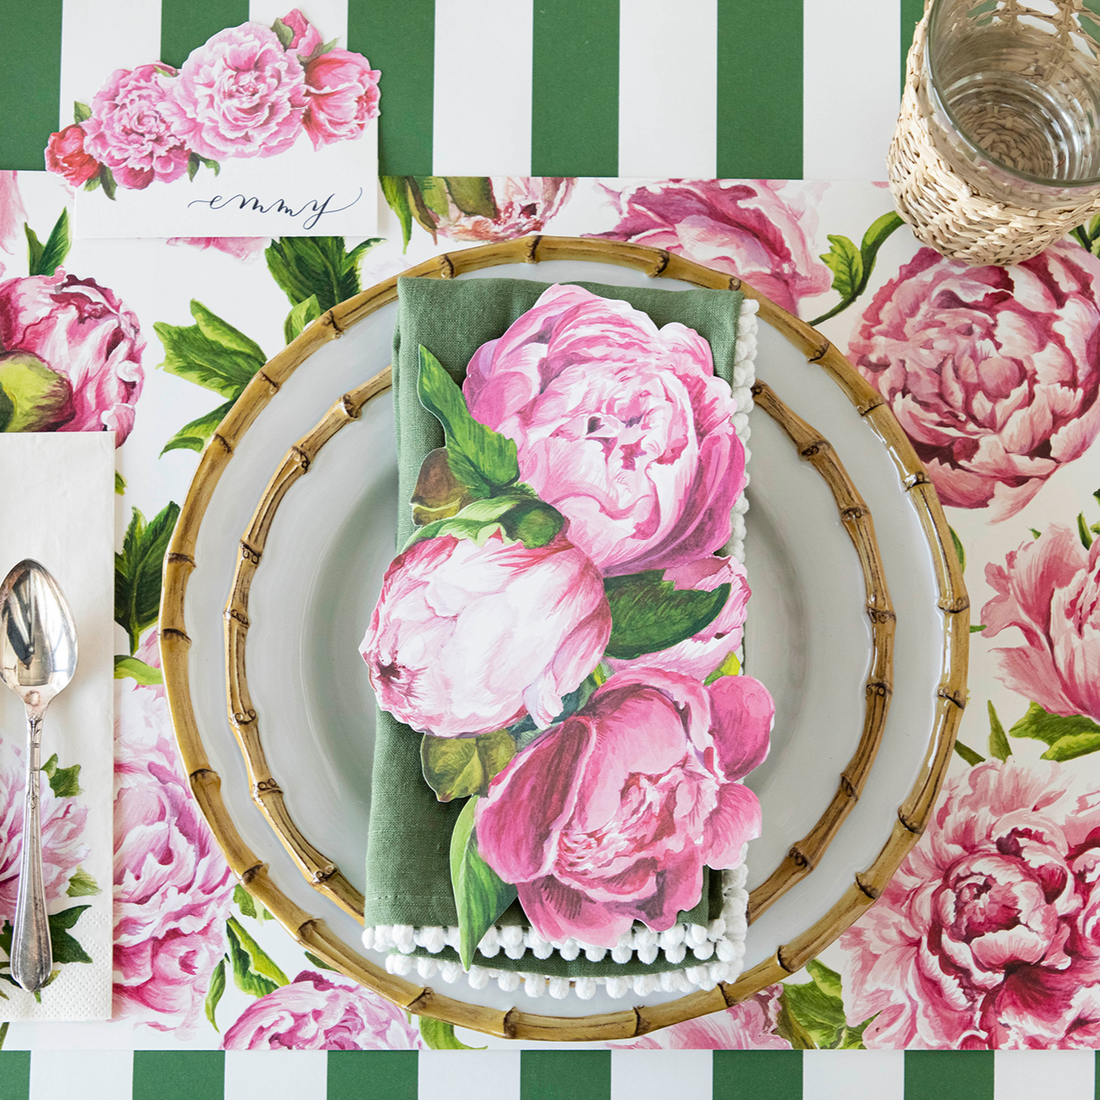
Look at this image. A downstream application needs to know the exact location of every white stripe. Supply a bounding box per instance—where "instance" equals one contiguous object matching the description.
[618,0,718,177]
[802,0,899,180]
[431,0,533,175]
[249,0,349,44]
[224,1049,328,1100]
[59,0,160,128]
[994,1050,1094,1100]
[611,1050,712,1100]
[418,1050,521,1100]
[802,1050,904,1100]
[30,1050,132,1100]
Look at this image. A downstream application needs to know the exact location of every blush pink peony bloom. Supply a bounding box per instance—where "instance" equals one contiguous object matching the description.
[362,531,611,736]
[166,236,269,262]
[434,178,573,242]
[45,126,101,187]
[302,49,380,149]
[163,23,308,160]
[616,987,790,1049]
[82,65,190,190]
[279,9,322,57]
[0,271,144,443]
[0,172,27,255]
[476,668,772,947]
[606,556,750,680]
[839,760,1100,1049]
[982,525,1100,721]
[113,675,235,1034]
[594,179,832,317]
[464,284,745,576]
[849,244,1100,520]
[222,970,423,1049]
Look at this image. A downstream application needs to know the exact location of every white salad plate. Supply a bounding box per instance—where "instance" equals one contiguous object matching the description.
[163,241,964,1038]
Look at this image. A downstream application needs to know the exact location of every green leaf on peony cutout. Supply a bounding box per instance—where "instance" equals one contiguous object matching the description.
[422,729,516,802]
[66,867,99,898]
[205,957,226,1031]
[271,16,294,48]
[0,352,74,432]
[1008,701,1100,761]
[186,153,220,182]
[99,165,116,201]
[779,960,871,1050]
[604,571,729,661]
[419,1017,485,1050]
[450,797,517,970]
[284,293,321,344]
[115,501,181,654]
[115,471,126,495]
[417,346,520,497]
[317,37,339,56]
[25,209,70,276]
[988,700,1011,761]
[42,754,81,798]
[444,178,499,220]
[114,655,162,685]
[73,101,91,124]
[265,236,382,313]
[226,915,289,997]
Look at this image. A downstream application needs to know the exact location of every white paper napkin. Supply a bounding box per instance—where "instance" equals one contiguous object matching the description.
[0,433,114,1020]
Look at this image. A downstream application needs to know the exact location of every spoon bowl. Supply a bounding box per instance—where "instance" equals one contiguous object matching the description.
[0,560,78,993]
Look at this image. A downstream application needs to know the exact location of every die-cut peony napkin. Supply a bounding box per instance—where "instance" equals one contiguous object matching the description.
[361,278,764,997]
[0,433,114,1019]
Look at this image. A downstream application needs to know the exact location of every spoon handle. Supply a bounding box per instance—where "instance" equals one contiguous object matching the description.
[12,711,52,993]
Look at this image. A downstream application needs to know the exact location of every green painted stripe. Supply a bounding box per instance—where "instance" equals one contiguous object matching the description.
[905,1050,994,1100]
[0,0,61,170]
[532,0,619,176]
[160,0,250,69]
[714,1050,803,1100]
[327,1051,418,1100]
[520,1051,611,1100]
[901,0,925,90]
[133,1051,225,1100]
[0,1052,30,1100]
[716,0,803,180]
[353,0,435,175]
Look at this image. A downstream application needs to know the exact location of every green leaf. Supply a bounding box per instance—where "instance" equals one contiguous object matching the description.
[83,175,100,194]
[42,756,81,798]
[73,101,91,124]
[970,624,986,633]
[1043,733,1100,762]
[154,301,266,398]
[0,352,74,432]
[419,1016,485,1050]
[954,740,985,766]
[418,176,453,217]
[604,571,729,661]
[422,729,516,802]
[24,224,43,276]
[820,235,863,301]
[781,960,868,1050]
[1079,512,1094,550]
[284,294,322,344]
[226,915,289,997]
[444,177,499,220]
[1031,527,1042,539]
[317,36,339,55]
[417,346,520,496]
[0,905,95,967]
[380,176,415,250]
[303,951,337,971]
[265,236,382,313]
[65,867,100,898]
[950,526,966,571]
[450,798,517,970]
[1008,701,1100,760]
[234,884,258,920]
[988,700,1011,761]
[115,501,181,653]
[271,16,294,47]
[159,398,235,456]
[205,957,226,1032]
[114,655,163,685]
[115,471,126,495]
[99,165,117,201]
[186,152,219,181]
[808,211,904,326]
[704,650,741,685]
[28,209,71,276]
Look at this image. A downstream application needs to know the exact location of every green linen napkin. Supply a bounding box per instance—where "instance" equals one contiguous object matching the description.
[363,275,745,977]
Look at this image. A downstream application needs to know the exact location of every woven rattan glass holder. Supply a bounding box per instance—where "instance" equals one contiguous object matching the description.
[889,0,1100,266]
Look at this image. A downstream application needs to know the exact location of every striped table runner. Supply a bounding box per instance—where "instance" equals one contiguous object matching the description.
[2,0,923,180]
[0,1048,1097,1099]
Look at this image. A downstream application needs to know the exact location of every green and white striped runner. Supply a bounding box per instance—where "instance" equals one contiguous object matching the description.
[2,0,927,180]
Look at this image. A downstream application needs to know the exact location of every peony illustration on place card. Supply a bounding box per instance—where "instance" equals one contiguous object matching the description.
[56,9,379,240]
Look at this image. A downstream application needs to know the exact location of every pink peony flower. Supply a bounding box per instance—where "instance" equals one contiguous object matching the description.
[163,23,307,160]
[606,556,750,680]
[0,172,27,255]
[476,668,772,947]
[433,178,573,242]
[616,987,790,1049]
[594,179,832,317]
[0,271,144,443]
[464,284,744,576]
[166,236,269,262]
[113,674,235,1034]
[849,244,1100,520]
[839,760,1100,1049]
[982,525,1100,721]
[279,9,322,57]
[45,126,101,187]
[222,970,423,1049]
[82,65,190,190]
[362,531,611,737]
[302,49,380,150]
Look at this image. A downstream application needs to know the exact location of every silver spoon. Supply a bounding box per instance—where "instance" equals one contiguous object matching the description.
[0,560,77,992]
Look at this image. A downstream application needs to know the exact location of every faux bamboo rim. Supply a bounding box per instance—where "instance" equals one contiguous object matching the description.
[161,234,968,1042]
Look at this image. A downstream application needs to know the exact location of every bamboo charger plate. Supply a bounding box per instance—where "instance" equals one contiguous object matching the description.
[161,236,968,1041]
